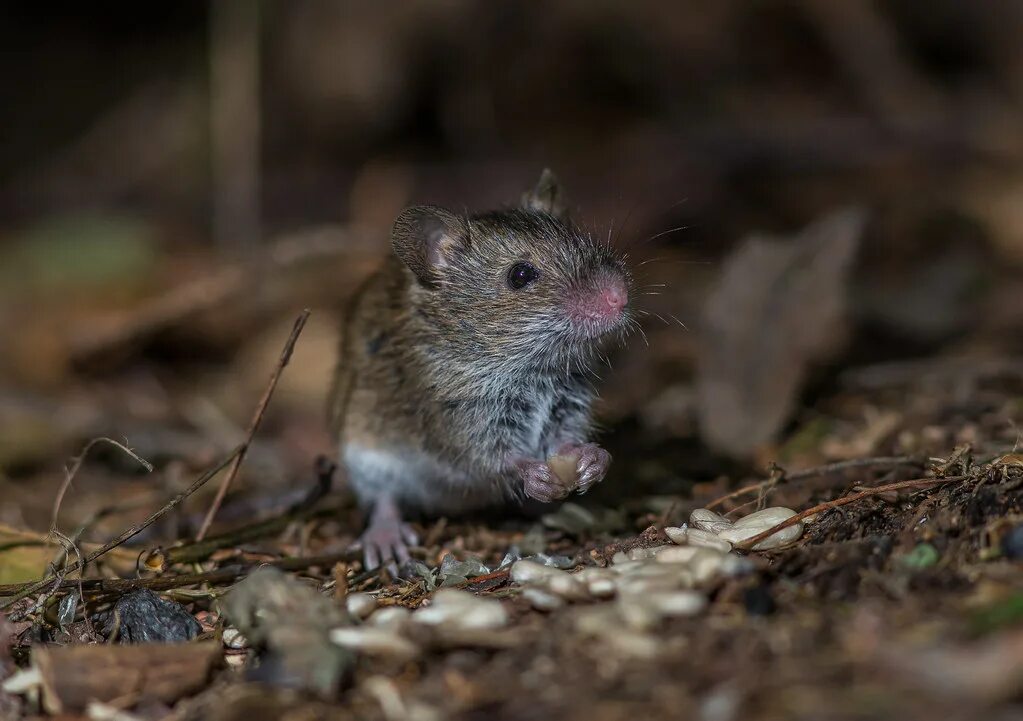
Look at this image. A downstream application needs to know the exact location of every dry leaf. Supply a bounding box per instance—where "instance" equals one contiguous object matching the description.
[696,207,866,457]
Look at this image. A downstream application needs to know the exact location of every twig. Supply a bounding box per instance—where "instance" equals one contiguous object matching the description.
[50,438,153,535]
[166,458,339,565]
[0,446,242,610]
[705,456,920,510]
[195,309,310,541]
[733,475,968,551]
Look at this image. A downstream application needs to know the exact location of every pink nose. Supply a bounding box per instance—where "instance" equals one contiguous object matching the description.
[600,283,628,316]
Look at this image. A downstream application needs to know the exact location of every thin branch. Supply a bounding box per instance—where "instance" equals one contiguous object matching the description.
[196,309,310,540]
[51,437,152,541]
[166,457,338,564]
[733,475,968,551]
[705,456,920,510]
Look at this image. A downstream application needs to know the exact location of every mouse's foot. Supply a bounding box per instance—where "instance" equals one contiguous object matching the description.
[516,459,573,503]
[357,496,419,575]
[556,442,611,494]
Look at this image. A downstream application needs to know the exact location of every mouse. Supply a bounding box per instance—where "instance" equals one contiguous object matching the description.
[329,170,632,571]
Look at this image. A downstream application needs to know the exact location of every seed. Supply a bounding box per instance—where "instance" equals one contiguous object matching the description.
[369,606,411,630]
[731,507,798,530]
[688,549,727,584]
[654,546,704,564]
[329,627,420,661]
[689,508,734,534]
[222,627,248,649]
[544,573,589,601]
[523,587,564,612]
[412,589,508,629]
[665,526,732,553]
[719,507,803,550]
[346,592,378,620]
[510,559,564,584]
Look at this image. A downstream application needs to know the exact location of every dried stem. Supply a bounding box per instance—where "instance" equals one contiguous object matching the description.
[195,309,310,541]
[50,438,152,535]
[733,475,968,551]
[0,447,242,611]
[705,456,921,510]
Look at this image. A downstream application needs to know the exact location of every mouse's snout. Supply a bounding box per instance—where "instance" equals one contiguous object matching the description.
[599,281,628,317]
[564,273,629,333]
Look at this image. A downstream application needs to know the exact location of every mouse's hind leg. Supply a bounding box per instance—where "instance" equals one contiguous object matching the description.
[343,444,425,574]
[359,495,419,574]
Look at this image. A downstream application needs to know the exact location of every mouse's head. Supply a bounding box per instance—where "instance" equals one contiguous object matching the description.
[392,170,631,371]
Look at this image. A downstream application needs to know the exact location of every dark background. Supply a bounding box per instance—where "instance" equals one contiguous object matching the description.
[1,0,1021,523]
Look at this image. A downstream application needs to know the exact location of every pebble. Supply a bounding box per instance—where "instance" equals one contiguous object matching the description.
[329,627,420,661]
[689,508,734,534]
[412,589,508,630]
[665,526,733,553]
[346,592,378,620]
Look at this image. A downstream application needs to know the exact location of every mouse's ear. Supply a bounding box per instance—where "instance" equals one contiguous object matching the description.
[521,168,568,221]
[391,205,467,287]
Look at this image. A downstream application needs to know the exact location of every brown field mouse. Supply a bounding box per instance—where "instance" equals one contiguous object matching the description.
[329,170,632,570]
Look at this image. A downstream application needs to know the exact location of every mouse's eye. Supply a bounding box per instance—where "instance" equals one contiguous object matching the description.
[507,261,539,290]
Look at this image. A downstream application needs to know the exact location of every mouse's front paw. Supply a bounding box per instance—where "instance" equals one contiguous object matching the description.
[555,442,611,494]
[516,459,573,503]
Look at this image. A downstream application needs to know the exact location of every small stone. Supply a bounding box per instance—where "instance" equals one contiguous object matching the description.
[523,587,565,612]
[665,526,733,553]
[329,627,420,661]
[689,508,734,534]
[611,551,630,565]
[346,593,378,620]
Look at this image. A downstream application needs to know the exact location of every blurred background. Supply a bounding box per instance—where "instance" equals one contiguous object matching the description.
[2,1,1022,535]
